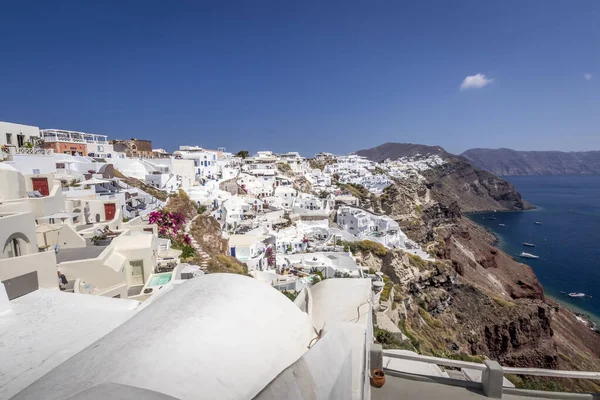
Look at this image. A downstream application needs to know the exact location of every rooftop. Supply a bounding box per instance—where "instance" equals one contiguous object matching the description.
[56,239,108,263]
[12,274,315,400]
[0,289,140,399]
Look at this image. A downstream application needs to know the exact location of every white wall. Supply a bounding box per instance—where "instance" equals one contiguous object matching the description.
[0,211,38,259]
[85,142,114,158]
[170,159,195,189]
[10,155,57,175]
[59,258,123,292]
[0,251,58,290]
[111,158,149,179]
[38,224,86,250]
[115,236,158,288]
[0,121,40,147]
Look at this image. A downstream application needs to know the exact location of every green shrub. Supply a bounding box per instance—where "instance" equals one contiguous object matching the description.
[171,243,196,259]
[418,307,443,328]
[398,319,421,352]
[491,295,515,307]
[343,240,388,257]
[408,253,428,270]
[447,353,485,364]
[393,289,404,303]
[375,328,414,351]
[282,291,298,301]
[380,276,393,302]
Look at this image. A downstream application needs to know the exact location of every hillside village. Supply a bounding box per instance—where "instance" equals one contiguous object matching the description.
[2,119,600,399]
[0,119,448,397]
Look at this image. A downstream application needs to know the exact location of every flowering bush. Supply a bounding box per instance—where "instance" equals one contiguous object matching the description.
[149,209,191,245]
[265,246,276,267]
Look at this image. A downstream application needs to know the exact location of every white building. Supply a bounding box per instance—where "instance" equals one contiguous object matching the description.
[40,128,114,158]
[337,206,399,235]
[6,275,374,400]
[173,146,223,179]
[273,185,298,209]
[0,121,41,151]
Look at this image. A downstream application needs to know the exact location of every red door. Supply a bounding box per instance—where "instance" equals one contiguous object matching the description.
[31,178,49,196]
[104,203,116,221]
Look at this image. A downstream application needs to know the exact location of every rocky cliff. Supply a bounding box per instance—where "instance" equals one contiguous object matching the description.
[461,148,600,176]
[355,142,447,162]
[356,142,534,212]
[423,158,535,212]
[354,145,600,390]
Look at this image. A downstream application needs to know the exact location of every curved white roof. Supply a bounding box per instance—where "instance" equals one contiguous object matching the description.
[14,274,315,400]
[0,162,27,201]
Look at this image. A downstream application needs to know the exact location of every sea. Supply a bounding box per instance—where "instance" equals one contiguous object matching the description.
[468,175,600,325]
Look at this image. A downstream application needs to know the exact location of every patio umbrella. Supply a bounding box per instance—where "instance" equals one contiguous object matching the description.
[76,178,111,186]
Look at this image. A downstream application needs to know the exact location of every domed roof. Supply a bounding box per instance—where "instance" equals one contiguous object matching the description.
[0,162,19,172]
[0,162,27,201]
[15,274,315,400]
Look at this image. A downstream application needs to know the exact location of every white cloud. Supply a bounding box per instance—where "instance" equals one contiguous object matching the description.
[460,73,493,90]
[584,73,593,81]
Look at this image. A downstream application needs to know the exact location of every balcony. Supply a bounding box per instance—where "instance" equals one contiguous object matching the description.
[42,135,86,143]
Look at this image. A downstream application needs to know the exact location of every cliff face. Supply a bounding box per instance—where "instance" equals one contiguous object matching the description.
[423,158,535,212]
[356,142,534,212]
[355,142,447,162]
[357,151,600,386]
[461,148,600,176]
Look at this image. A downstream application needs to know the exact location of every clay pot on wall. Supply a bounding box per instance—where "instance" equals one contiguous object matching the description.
[372,369,386,388]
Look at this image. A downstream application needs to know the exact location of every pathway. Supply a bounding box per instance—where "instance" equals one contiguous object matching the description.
[185,214,211,272]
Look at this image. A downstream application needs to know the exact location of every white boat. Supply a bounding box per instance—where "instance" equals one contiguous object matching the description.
[535,221,543,225]
[519,252,539,259]
[523,242,536,247]
[499,223,506,227]
[569,292,586,298]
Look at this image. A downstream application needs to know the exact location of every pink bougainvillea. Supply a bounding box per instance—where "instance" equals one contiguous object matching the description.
[149,209,191,245]
[265,246,276,267]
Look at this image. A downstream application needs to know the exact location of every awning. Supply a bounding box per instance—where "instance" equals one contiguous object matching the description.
[38,212,80,220]
[76,178,111,186]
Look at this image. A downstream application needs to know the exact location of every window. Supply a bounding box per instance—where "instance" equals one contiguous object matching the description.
[6,238,21,258]
[6,133,12,145]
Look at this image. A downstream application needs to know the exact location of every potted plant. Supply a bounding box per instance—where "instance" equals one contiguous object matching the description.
[372,369,386,388]
[91,233,110,246]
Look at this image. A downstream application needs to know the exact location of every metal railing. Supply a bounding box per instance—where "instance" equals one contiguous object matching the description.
[383,350,486,371]
[382,350,600,398]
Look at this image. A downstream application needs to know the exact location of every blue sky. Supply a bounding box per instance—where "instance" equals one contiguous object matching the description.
[1,1,598,156]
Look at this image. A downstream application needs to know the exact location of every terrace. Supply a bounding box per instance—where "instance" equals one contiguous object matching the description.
[40,129,108,144]
[372,350,600,400]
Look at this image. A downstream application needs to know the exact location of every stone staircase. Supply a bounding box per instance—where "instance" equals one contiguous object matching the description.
[185,215,210,272]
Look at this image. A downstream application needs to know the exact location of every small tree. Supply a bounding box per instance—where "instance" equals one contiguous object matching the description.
[236,150,249,159]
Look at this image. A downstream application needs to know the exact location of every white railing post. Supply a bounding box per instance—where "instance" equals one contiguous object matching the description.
[482,360,503,399]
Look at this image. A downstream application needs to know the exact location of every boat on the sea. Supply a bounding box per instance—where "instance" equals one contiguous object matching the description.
[569,292,586,298]
[498,223,506,227]
[523,242,536,247]
[519,252,539,259]
[535,221,543,225]
[489,217,497,221]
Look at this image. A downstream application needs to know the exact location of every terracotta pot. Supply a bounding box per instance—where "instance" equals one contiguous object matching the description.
[372,368,386,388]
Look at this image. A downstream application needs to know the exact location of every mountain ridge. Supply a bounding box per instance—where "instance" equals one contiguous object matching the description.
[355,142,534,212]
[461,148,600,176]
